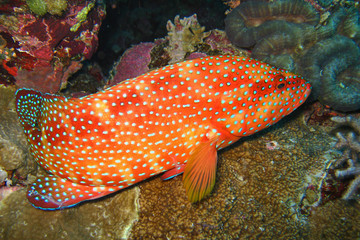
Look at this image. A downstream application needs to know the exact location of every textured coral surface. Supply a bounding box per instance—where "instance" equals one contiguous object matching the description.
[108,42,155,86]
[0,85,36,179]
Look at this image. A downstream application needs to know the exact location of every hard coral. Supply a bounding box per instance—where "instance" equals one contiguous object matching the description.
[0,0,105,93]
[331,115,360,200]
[225,0,321,72]
[225,0,319,48]
[224,0,360,112]
[130,108,360,239]
[300,35,360,111]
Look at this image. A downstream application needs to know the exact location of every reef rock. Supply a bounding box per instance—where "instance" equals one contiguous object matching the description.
[0,85,35,177]
[0,1,105,93]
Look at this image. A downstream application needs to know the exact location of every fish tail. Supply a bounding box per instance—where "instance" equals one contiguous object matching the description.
[15,89,44,131]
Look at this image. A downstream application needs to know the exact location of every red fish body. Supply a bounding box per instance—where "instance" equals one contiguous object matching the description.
[16,55,311,210]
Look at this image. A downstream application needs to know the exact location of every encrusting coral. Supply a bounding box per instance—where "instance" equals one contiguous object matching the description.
[331,115,360,200]
[224,0,360,112]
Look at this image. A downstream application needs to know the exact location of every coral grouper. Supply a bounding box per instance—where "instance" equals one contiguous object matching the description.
[16,55,311,210]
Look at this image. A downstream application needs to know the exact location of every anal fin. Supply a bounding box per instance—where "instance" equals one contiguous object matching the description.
[27,175,118,210]
[161,164,185,180]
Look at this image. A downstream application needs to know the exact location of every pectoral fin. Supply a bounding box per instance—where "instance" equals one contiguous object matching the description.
[183,139,218,202]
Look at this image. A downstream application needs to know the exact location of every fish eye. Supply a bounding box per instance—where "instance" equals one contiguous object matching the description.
[277,83,285,89]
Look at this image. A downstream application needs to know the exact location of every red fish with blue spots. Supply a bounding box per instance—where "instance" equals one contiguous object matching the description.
[16,55,311,210]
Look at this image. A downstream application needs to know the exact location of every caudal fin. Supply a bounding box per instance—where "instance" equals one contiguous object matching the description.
[15,89,43,131]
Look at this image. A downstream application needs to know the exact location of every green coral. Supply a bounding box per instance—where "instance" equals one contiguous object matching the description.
[26,0,67,16]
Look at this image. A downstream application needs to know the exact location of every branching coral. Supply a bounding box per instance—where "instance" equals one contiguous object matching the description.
[224,0,360,112]
[331,115,360,200]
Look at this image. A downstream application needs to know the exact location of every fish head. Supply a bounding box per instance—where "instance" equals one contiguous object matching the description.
[261,69,312,116]
[247,68,311,132]
[220,62,311,137]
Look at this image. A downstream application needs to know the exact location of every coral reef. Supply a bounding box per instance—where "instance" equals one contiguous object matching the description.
[331,115,360,200]
[105,21,249,90]
[1,6,359,238]
[93,0,228,74]
[225,0,319,48]
[0,0,105,93]
[224,0,360,112]
[300,35,360,111]
[204,29,250,56]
